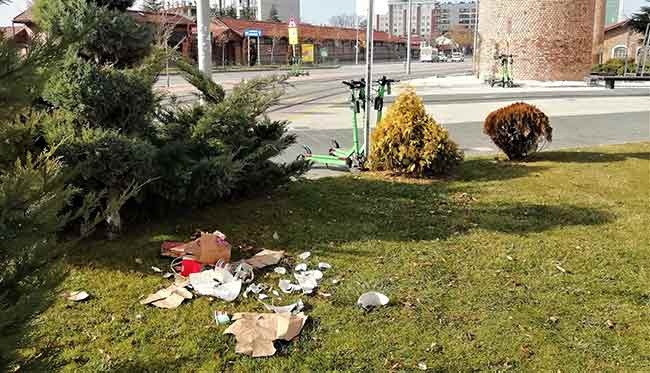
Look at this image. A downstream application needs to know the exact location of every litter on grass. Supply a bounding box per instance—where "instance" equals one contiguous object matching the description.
[214,311,231,325]
[318,262,331,270]
[64,291,90,302]
[279,279,300,294]
[357,292,390,310]
[189,269,242,302]
[243,283,266,298]
[262,299,304,314]
[141,285,193,309]
[224,312,308,357]
[161,231,231,265]
[298,251,311,260]
[151,266,162,273]
[294,263,307,272]
[274,267,287,275]
[246,249,285,269]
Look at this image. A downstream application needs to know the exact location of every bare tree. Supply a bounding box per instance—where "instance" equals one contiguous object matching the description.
[270,23,282,65]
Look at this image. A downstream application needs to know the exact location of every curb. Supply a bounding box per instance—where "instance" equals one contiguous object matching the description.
[385,88,650,104]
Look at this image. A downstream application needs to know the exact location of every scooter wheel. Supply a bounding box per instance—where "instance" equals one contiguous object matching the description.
[331,140,340,149]
[296,154,306,161]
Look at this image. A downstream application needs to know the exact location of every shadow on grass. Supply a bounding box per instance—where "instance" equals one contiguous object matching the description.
[63,175,614,271]
[457,159,548,182]
[529,151,650,163]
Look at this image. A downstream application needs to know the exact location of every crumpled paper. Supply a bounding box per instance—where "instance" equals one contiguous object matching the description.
[224,312,308,357]
[246,249,285,269]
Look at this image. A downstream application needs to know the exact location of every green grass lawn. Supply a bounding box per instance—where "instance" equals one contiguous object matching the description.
[12,143,650,372]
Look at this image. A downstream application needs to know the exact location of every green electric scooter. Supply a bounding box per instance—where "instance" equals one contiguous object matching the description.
[300,76,398,170]
[491,54,514,88]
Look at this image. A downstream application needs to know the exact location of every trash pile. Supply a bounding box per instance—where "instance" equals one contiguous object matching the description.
[136,230,389,358]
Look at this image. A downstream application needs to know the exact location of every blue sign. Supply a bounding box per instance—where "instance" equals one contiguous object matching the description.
[245,29,263,38]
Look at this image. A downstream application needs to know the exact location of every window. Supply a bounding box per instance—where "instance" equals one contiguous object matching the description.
[612,45,627,59]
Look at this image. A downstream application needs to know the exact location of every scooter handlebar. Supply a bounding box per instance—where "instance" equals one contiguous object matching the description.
[342,80,366,89]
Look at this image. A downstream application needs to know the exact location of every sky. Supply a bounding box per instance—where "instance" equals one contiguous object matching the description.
[1,0,647,26]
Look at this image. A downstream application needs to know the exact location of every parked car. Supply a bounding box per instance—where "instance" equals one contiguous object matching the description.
[438,54,449,63]
[451,52,465,63]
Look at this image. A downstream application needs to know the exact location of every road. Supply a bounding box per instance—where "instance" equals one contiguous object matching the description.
[155,62,650,177]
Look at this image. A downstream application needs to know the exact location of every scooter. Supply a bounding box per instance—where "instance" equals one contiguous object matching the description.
[491,54,515,88]
[300,76,399,171]
[300,79,367,170]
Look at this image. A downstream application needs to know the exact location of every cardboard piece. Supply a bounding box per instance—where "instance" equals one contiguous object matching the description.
[141,285,193,309]
[160,232,231,265]
[224,312,308,357]
[246,249,285,269]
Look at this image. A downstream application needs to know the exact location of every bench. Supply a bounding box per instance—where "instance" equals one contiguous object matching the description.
[587,74,650,89]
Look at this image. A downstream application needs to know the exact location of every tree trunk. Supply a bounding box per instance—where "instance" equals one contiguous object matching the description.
[222,43,226,67]
[271,39,275,65]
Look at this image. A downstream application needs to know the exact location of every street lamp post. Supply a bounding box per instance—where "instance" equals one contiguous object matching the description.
[473,0,480,76]
[196,0,212,78]
[363,0,375,160]
[406,0,412,75]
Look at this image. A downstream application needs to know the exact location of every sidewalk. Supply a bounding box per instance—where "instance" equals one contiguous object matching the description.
[389,75,650,104]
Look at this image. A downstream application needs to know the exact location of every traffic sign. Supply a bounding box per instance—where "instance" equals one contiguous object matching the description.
[245,29,262,38]
[288,17,297,28]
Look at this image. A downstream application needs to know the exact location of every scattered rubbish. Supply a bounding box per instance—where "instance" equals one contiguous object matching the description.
[141,285,193,309]
[298,251,311,260]
[162,272,174,279]
[331,279,340,285]
[274,267,287,275]
[549,316,560,324]
[295,263,308,272]
[151,266,162,273]
[262,299,304,314]
[294,271,320,294]
[272,290,280,297]
[272,232,280,241]
[135,314,143,320]
[506,256,514,261]
[233,262,255,283]
[190,269,242,302]
[244,283,266,298]
[606,319,616,329]
[258,294,269,300]
[318,292,332,298]
[555,264,568,274]
[357,292,389,310]
[418,362,428,371]
[214,311,231,325]
[224,312,308,357]
[64,291,90,302]
[246,249,285,269]
[135,258,143,264]
[161,231,231,265]
[279,279,299,294]
[318,262,331,270]
[181,258,203,277]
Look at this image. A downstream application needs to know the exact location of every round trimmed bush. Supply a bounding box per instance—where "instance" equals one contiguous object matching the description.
[483,102,553,161]
[370,88,463,177]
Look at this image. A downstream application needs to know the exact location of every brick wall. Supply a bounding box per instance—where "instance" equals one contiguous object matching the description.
[603,25,644,61]
[477,0,597,81]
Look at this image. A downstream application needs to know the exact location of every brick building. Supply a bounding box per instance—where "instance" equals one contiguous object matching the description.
[476,0,599,81]
[204,18,415,66]
[603,20,647,61]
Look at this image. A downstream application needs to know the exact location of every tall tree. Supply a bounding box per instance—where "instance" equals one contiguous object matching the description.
[141,0,162,12]
[630,0,650,35]
[268,4,280,22]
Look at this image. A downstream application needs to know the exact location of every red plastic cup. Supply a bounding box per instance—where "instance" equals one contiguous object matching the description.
[181,258,202,277]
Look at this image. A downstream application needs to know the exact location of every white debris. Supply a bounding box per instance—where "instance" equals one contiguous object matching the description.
[190,269,242,302]
[274,267,287,275]
[151,266,162,273]
[418,362,428,371]
[331,279,340,285]
[258,293,269,300]
[213,280,242,302]
[243,283,266,298]
[357,292,390,310]
[294,272,319,294]
[298,251,311,260]
[162,272,174,279]
[214,311,230,325]
[295,263,308,272]
[272,232,280,241]
[263,299,304,314]
[318,262,331,270]
[279,279,299,294]
[64,291,90,302]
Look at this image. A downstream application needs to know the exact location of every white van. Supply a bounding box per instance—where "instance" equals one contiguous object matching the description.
[420,46,439,63]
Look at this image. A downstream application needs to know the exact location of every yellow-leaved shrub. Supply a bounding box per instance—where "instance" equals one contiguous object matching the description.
[369,88,463,177]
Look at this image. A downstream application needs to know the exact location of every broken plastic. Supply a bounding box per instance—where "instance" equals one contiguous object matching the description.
[233,262,255,284]
[294,263,307,272]
[262,299,304,314]
[214,311,231,325]
[243,283,266,298]
[318,262,331,270]
[279,279,299,294]
[246,249,285,269]
[357,292,389,310]
[64,291,90,302]
[151,266,162,273]
[224,312,308,357]
[274,267,287,275]
[294,272,319,294]
[298,251,311,260]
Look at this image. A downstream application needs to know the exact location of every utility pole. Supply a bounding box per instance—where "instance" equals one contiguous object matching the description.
[196,0,212,78]
[406,0,412,75]
[473,0,480,76]
[363,0,375,161]
[355,12,360,65]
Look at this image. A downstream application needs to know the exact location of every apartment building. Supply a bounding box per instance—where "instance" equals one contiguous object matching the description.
[379,0,477,38]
